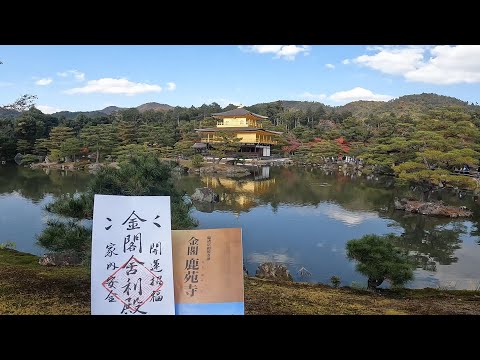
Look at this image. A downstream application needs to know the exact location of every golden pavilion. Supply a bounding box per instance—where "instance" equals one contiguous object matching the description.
[194,108,282,157]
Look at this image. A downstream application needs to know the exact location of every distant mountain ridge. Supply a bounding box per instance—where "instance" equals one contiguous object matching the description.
[0,108,21,118]
[241,94,479,125]
[254,94,479,119]
[50,102,174,119]
[1,93,477,120]
[334,93,476,119]
[101,106,123,115]
[136,102,173,112]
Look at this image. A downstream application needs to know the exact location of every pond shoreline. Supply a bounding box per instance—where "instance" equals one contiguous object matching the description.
[3,165,480,291]
[1,248,480,315]
[18,156,476,193]
[30,161,120,172]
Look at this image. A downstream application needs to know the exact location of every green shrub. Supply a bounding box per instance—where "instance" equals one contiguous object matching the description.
[37,221,91,254]
[330,275,341,288]
[0,241,16,249]
[346,234,415,289]
[191,154,204,168]
[20,154,40,165]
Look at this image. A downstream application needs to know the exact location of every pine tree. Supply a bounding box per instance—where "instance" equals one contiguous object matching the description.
[15,113,38,153]
[48,126,75,151]
[80,124,118,163]
[116,121,137,146]
[208,131,243,163]
[346,234,415,289]
[60,138,83,162]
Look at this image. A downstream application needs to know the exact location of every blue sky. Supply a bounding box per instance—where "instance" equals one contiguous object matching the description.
[1,45,479,113]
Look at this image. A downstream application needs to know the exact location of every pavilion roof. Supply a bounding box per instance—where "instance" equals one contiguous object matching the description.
[211,108,268,119]
[195,127,282,135]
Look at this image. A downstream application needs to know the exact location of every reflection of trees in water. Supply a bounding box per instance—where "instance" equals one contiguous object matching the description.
[387,213,464,271]
[255,167,397,212]
[175,166,478,264]
[4,165,471,273]
[177,166,473,216]
[0,166,90,203]
[386,184,480,255]
[390,185,480,247]
[7,165,479,265]
[465,198,480,244]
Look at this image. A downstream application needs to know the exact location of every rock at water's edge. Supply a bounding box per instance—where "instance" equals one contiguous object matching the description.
[394,198,472,218]
[39,252,83,266]
[255,262,293,282]
[191,187,219,203]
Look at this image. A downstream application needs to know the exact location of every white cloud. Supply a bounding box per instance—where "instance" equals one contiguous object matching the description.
[299,91,327,100]
[276,45,310,60]
[329,87,393,103]
[352,46,425,76]
[166,82,176,91]
[342,59,350,65]
[240,45,310,61]
[74,71,85,81]
[57,69,85,81]
[365,45,386,51]
[404,45,480,84]
[65,78,162,96]
[325,208,378,226]
[36,105,63,114]
[35,78,53,86]
[291,203,379,226]
[300,87,393,104]
[347,45,480,85]
[244,45,283,54]
[325,63,335,69]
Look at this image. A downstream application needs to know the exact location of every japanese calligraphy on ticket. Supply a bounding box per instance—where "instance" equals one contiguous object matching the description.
[91,195,175,315]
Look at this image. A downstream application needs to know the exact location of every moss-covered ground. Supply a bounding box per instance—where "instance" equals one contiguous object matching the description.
[2,249,480,315]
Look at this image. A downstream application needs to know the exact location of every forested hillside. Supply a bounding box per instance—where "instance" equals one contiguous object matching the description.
[2,93,480,189]
[49,102,174,120]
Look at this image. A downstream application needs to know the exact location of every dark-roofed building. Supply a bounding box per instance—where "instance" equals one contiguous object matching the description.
[192,142,207,154]
[195,107,282,157]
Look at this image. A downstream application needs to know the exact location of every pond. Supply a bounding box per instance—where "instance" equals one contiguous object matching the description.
[2,164,480,290]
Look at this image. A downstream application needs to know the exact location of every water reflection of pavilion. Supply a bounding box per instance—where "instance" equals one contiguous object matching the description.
[253,166,270,180]
[200,169,276,212]
[202,177,276,193]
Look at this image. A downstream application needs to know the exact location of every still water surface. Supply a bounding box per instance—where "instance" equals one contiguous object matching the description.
[1,165,480,290]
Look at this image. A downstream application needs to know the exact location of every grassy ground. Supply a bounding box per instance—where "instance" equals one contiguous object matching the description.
[2,248,480,315]
[245,278,480,315]
[0,249,90,314]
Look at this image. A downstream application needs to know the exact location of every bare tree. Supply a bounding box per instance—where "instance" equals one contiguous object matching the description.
[2,94,38,112]
[0,61,37,111]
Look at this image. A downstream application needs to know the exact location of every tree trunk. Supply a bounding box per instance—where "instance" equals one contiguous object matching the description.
[421,181,433,201]
[367,277,384,289]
